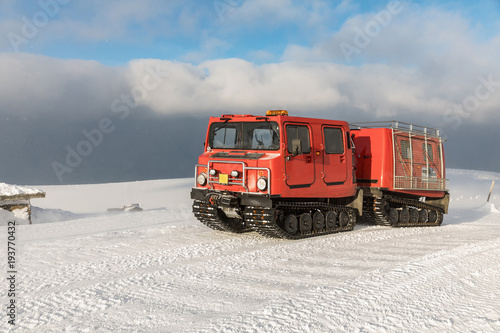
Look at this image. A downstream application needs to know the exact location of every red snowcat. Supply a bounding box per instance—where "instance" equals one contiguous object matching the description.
[191,111,449,239]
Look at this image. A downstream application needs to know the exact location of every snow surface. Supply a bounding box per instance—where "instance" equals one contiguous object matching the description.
[1,169,499,332]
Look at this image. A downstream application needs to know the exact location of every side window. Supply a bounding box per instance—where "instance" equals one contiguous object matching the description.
[423,143,434,162]
[324,127,344,154]
[286,125,311,154]
[401,140,410,159]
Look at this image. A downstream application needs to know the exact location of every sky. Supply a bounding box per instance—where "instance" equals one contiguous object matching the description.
[0,0,499,185]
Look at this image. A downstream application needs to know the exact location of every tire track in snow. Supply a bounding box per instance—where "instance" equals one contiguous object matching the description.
[8,226,280,331]
[18,218,447,296]
[3,215,498,332]
[192,236,500,332]
[19,230,272,295]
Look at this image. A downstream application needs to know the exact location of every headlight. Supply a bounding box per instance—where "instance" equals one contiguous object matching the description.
[231,170,239,178]
[197,173,207,186]
[257,177,268,191]
[209,169,216,176]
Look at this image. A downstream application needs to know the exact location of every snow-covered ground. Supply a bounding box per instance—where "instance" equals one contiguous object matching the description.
[1,169,499,332]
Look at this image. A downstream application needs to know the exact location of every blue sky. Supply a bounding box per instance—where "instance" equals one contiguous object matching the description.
[2,0,499,65]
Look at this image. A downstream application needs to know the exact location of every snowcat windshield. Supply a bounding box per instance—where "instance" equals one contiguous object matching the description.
[208,121,280,151]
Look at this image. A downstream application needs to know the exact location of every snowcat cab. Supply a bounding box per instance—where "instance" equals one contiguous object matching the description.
[191,111,363,239]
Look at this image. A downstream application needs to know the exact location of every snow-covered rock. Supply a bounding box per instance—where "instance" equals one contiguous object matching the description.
[0,182,44,197]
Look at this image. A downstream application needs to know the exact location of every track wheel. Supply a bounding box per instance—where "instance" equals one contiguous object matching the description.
[299,213,313,233]
[399,208,410,224]
[409,208,419,223]
[312,212,325,231]
[419,209,428,223]
[325,211,337,229]
[389,208,399,225]
[428,210,438,224]
[338,211,349,228]
[283,214,298,234]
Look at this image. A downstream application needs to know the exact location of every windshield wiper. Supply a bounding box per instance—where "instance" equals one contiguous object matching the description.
[213,118,230,134]
[261,117,279,139]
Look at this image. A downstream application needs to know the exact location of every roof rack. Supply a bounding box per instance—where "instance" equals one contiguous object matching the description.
[350,121,441,137]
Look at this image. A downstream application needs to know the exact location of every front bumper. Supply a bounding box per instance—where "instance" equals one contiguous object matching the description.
[191,188,273,208]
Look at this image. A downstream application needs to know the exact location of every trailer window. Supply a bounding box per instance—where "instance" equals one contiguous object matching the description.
[286,125,311,154]
[401,140,411,159]
[324,127,344,154]
[423,143,434,162]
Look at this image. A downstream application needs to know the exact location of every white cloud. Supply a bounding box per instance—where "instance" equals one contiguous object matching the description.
[247,50,276,62]
[215,0,346,30]
[219,0,303,24]
[1,50,499,127]
[50,0,182,41]
[119,57,500,123]
[125,58,349,114]
[181,37,230,63]
[0,53,127,117]
[335,0,358,14]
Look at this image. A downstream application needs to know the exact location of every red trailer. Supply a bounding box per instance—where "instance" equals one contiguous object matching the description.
[191,112,449,239]
[352,121,449,227]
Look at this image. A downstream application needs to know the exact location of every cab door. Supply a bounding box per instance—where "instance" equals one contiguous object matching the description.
[285,123,315,188]
[322,126,348,185]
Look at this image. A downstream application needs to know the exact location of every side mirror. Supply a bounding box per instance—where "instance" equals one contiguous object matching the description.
[291,138,302,156]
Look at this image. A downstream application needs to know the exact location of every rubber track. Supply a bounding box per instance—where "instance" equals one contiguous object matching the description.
[244,201,356,240]
[192,200,251,233]
[363,195,444,227]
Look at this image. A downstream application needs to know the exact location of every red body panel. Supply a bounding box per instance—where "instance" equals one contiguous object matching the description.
[353,128,393,189]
